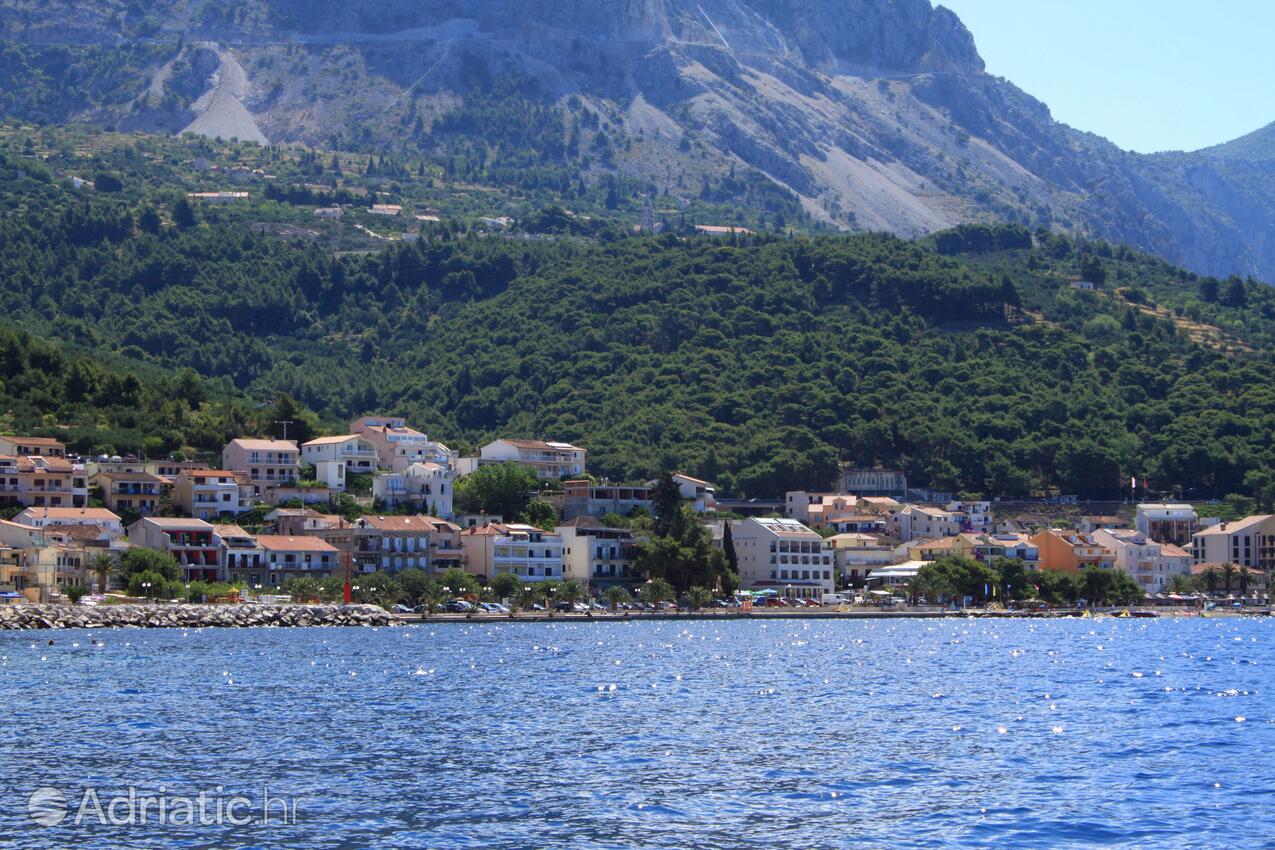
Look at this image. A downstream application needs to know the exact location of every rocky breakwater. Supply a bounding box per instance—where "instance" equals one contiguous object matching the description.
[0,604,394,630]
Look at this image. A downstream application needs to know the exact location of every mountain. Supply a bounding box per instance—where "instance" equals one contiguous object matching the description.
[3,0,1275,281]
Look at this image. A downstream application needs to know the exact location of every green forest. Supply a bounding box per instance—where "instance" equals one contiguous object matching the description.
[2,141,1275,502]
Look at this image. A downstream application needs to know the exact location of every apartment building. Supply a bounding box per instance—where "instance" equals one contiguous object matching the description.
[951,533,1040,571]
[0,435,66,458]
[460,523,563,583]
[1135,503,1199,546]
[1030,529,1117,573]
[300,435,379,474]
[95,470,168,515]
[372,462,454,517]
[729,517,835,600]
[826,532,897,586]
[457,439,586,480]
[893,504,970,543]
[255,535,340,585]
[0,455,89,508]
[561,480,653,521]
[217,525,265,586]
[13,506,123,536]
[350,515,438,574]
[672,474,717,512]
[222,438,301,490]
[350,416,455,472]
[1079,515,1126,534]
[127,517,221,582]
[1191,515,1275,571]
[557,517,641,590]
[1092,528,1189,594]
[174,470,252,520]
[841,467,908,498]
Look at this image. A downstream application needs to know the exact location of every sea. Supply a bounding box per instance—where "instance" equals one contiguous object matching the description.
[0,617,1271,848]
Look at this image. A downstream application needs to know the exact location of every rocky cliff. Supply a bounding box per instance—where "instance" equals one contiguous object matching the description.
[2,0,1273,280]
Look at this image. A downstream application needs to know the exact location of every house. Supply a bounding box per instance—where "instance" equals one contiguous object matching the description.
[1079,515,1126,534]
[561,480,653,521]
[0,436,66,458]
[729,517,835,600]
[946,501,993,533]
[1134,503,1199,546]
[460,523,563,583]
[1068,279,1097,291]
[907,537,958,561]
[174,470,252,520]
[672,474,717,512]
[0,454,89,509]
[368,204,402,216]
[127,518,221,582]
[300,435,378,477]
[349,514,456,575]
[222,438,301,491]
[255,536,340,585]
[1092,528,1185,594]
[372,463,454,516]
[1191,515,1275,571]
[1030,529,1116,573]
[350,416,455,471]
[948,532,1040,571]
[313,206,343,219]
[557,517,641,591]
[694,224,754,236]
[95,470,168,515]
[841,467,908,498]
[866,561,926,590]
[457,439,587,480]
[826,533,897,586]
[892,505,970,543]
[13,507,123,536]
[187,191,250,203]
[216,525,265,587]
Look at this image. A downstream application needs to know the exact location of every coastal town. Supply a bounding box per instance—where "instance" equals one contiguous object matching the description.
[0,416,1269,613]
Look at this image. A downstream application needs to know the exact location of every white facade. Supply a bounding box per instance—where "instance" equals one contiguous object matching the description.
[13,507,123,536]
[461,523,564,582]
[892,505,968,543]
[372,463,454,517]
[673,474,717,512]
[1091,528,1186,594]
[730,517,835,600]
[1134,503,1200,546]
[460,439,586,480]
[300,435,378,473]
[557,520,640,589]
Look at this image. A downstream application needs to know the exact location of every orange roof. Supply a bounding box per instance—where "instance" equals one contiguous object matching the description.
[255,535,339,553]
[20,507,120,521]
[359,515,440,532]
[0,435,64,446]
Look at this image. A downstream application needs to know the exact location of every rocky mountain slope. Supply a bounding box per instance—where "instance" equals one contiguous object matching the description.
[2,0,1274,280]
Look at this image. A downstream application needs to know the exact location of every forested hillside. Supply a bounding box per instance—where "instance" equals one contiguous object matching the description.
[2,147,1274,501]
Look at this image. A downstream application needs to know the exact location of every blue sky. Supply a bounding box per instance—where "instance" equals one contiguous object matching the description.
[938,0,1275,153]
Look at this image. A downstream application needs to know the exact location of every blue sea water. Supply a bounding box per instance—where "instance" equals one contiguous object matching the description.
[0,617,1271,849]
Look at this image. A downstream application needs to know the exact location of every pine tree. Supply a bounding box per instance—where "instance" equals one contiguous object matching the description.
[722,520,738,575]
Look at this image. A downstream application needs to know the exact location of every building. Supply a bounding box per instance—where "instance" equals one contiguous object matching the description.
[865,561,926,591]
[216,525,265,587]
[1191,515,1275,572]
[255,536,340,585]
[729,517,834,600]
[460,523,563,583]
[1079,515,1126,534]
[892,505,970,543]
[349,515,442,574]
[1135,503,1199,546]
[947,501,992,534]
[127,518,220,582]
[13,507,123,536]
[350,417,455,472]
[1031,529,1117,573]
[672,474,717,513]
[0,455,89,508]
[1092,528,1185,594]
[951,533,1040,571]
[841,468,907,498]
[372,462,454,517]
[300,435,378,475]
[557,517,641,591]
[95,470,168,515]
[561,480,653,521]
[826,533,897,586]
[222,438,301,490]
[174,470,252,520]
[457,439,586,480]
[0,436,66,457]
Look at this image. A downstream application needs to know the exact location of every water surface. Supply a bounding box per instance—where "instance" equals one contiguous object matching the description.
[1,618,1271,848]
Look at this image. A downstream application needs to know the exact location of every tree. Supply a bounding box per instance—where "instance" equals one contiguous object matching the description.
[127,569,181,600]
[117,548,180,582]
[172,196,197,229]
[90,552,114,595]
[1166,574,1192,595]
[639,577,675,607]
[1221,563,1237,594]
[439,568,479,597]
[418,582,445,616]
[454,463,539,520]
[282,575,320,603]
[722,520,738,575]
[397,568,433,606]
[538,580,561,612]
[684,585,713,610]
[602,585,632,611]
[651,474,684,538]
[64,584,88,604]
[513,583,539,612]
[1238,566,1252,596]
[490,572,521,601]
[556,578,585,607]
[520,499,557,530]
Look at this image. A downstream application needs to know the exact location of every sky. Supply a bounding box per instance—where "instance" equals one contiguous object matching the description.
[938,0,1275,153]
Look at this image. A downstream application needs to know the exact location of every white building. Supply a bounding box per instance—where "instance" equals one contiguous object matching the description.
[456,439,586,480]
[729,517,834,600]
[1134,503,1200,546]
[13,506,123,536]
[892,504,970,543]
[1190,515,1275,572]
[350,416,456,472]
[372,462,454,517]
[826,533,897,586]
[672,474,717,513]
[300,435,378,474]
[1091,528,1187,594]
[460,522,564,583]
[174,470,252,521]
[557,517,641,591]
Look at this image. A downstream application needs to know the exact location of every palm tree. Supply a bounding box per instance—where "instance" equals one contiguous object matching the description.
[557,578,585,608]
[513,583,539,613]
[684,585,713,611]
[539,580,561,612]
[602,585,632,612]
[639,577,675,609]
[1166,574,1192,595]
[90,553,114,595]
[418,585,444,617]
[1200,567,1220,596]
[1221,563,1237,594]
[1239,566,1252,597]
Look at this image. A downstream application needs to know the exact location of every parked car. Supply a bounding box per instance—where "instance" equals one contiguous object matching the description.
[392,603,418,614]
[443,600,473,613]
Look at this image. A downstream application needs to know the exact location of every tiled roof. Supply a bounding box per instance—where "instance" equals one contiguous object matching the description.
[255,535,339,553]
[229,438,299,452]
